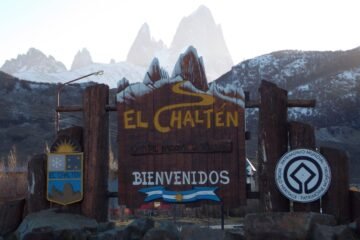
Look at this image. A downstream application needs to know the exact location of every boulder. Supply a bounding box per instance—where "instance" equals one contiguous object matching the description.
[224,230,246,240]
[156,221,180,238]
[143,227,178,240]
[0,199,25,236]
[180,225,225,240]
[311,224,357,240]
[244,212,336,240]
[15,209,98,239]
[122,217,154,240]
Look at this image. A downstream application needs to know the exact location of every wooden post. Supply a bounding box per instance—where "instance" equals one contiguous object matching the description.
[350,190,360,221]
[320,147,350,223]
[81,84,109,222]
[288,121,320,212]
[258,80,289,212]
[27,154,49,213]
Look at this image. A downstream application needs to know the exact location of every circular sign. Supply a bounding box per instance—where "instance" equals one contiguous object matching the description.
[275,149,331,203]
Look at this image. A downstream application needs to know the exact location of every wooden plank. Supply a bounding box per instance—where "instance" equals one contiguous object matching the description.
[288,121,320,212]
[81,84,109,222]
[246,99,316,108]
[27,154,49,213]
[258,80,289,212]
[320,147,350,223]
[350,190,360,221]
[56,105,117,112]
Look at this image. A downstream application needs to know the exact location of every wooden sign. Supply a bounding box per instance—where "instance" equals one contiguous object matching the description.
[117,78,246,208]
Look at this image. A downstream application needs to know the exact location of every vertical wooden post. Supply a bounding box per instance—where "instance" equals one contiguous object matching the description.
[288,121,320,212]
[320,147,350,223]
[82,84,109,222]
[27,154,49,213]
[258,80,289,212]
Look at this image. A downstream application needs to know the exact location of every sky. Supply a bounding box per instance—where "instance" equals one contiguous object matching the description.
[1,0,360,69]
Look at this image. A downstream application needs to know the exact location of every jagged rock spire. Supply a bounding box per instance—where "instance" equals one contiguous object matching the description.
[172,46,208,91]
[143,58,169,85]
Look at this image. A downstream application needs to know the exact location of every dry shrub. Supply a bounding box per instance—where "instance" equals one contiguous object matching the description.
[0,146,27,202]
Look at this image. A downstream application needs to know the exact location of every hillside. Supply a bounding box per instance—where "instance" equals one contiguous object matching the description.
[215,47,360,183]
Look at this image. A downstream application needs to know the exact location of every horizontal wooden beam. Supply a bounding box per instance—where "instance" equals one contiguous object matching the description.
[245,99,316,108]
[57,99,315,112]
[56,105,117,112]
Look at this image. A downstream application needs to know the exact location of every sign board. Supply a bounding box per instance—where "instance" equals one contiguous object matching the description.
[275,149,331,203]
[47,153,83,205]
[117,79,246,208]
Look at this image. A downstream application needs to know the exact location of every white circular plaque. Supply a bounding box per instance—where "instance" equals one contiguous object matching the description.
[275,149,331,203]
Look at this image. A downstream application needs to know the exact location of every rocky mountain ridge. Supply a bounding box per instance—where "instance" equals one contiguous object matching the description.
[1,48,67,74]
[216,47,360,182]
[126,5,233,81]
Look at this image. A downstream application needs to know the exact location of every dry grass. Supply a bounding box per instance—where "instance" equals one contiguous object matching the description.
[0,146,27,202]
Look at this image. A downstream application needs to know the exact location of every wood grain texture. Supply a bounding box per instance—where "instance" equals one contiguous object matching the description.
[258,80,289,212]
[81,84,109,222]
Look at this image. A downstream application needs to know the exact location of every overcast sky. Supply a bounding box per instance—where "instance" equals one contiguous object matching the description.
[1,0,359,68]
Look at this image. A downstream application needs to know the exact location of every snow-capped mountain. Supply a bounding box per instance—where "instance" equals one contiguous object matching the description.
[126,23,167,68]
[215,47,360,182]
[1,48,146,88]
[126,5,233,81]
[71,48,93,70]
[170,5,233,80]
[1,48,67,74]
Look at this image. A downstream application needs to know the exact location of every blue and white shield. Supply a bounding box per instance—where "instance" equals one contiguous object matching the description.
[47,153,83,205]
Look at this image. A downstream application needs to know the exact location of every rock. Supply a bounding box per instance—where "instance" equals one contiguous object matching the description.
[244,212,336,240]
[122,225,143,240]
[224,230,246,240]
[15,208,98,239]
[0,198,25,236]
[143,227,178,240]
[122,218,154,240]
[180,225,225,240]
[311,224,357,240]
[157,221,180,238]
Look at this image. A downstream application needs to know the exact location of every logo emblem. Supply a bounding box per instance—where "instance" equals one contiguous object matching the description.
[275,149,331,203]
[47,153,83,205]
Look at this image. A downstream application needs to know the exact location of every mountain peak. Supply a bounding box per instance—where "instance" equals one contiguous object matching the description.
[126,23,167,67]
[170,6,233,81]
[70,48,93,70]
[139,22,150,37]
[191,5,213,20]
[0,48,66,74]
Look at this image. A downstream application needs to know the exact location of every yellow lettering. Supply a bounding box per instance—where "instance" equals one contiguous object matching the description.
[226,111,238,127]
[136,111,148,128]
[154,109,170,133]
[183,111,195,127]
[124,110,136,129]
[203,109,213,128]
[170,111,182,129]
[215,111,225,127]
[194,110,204,124]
